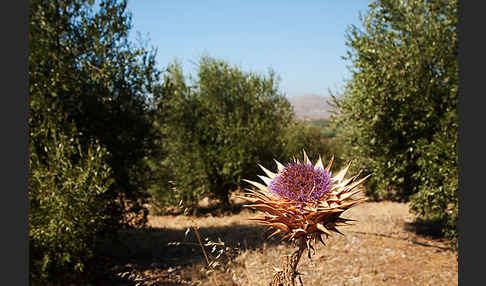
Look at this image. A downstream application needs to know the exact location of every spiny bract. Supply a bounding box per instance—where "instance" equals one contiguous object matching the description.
[241,151,370,250]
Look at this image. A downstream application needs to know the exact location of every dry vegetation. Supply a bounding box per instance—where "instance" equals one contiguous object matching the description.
[95,197,457,286]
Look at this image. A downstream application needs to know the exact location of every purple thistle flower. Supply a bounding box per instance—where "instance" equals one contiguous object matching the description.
[268,161,333,204]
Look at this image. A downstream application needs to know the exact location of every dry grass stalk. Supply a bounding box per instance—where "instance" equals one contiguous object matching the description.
[172,200,241,286]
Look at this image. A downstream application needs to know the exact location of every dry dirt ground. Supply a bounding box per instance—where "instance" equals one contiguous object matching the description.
[95,200,457,286]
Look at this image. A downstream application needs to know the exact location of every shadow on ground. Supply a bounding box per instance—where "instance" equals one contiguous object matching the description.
[96,223,285,268]
[92,220,289,285]
[403,218,444,239]
[90,200,286,285]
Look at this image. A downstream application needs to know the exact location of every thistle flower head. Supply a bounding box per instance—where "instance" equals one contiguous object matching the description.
[268,161,332,204]
[241,151,370,248]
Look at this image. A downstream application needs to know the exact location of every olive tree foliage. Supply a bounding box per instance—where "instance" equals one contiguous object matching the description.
[29,0,160,229]
[29,0,160,282]
[147,57,293,210]
[29,113,113,284]
[333,0,458,246]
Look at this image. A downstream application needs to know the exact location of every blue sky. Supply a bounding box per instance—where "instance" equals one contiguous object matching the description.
[126,1,370,98]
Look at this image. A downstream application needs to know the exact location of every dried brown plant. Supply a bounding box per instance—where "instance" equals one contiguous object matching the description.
[240,151,370,285]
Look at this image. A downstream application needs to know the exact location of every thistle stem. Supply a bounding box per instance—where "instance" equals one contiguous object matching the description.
[270,237,306,286]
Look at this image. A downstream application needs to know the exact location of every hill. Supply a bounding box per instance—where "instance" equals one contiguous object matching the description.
[287,94,334,120]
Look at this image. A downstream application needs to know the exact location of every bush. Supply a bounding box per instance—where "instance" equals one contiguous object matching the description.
[282,120,345,170]
[29,116,113,284]
[333,0,458,247]
[307,119,340,138]
[147,57,293,209]
[29,0,159,228]
[409,121,458,249]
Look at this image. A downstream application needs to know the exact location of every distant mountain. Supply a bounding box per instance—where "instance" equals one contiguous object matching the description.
[287,94,335,120]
